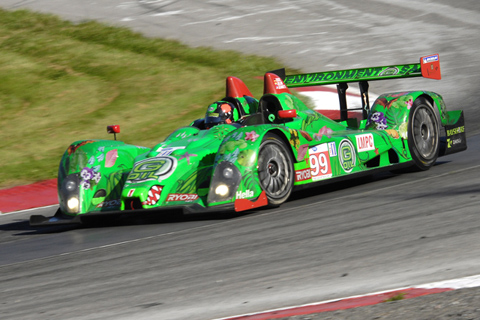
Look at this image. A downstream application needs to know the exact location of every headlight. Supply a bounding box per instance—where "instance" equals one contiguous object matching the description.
[60,174,81,214]
[222,167,234,179]
[61,174,79,193]
[207,161,242,204]
[65,180,77,192]
[215,184,229,196]
[67,197,79,212]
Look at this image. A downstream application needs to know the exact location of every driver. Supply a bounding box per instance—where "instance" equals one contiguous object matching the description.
[204,101,240,129]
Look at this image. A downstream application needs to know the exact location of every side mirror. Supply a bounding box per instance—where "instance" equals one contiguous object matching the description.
[107,125,120,140]
[278,109,297,119]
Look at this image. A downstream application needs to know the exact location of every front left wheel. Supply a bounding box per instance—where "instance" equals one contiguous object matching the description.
[257,133,294,206]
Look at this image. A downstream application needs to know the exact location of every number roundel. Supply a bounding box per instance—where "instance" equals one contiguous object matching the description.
[309,144,332,181]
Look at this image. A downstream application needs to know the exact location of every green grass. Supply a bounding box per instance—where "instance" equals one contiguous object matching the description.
[0,9,292,188]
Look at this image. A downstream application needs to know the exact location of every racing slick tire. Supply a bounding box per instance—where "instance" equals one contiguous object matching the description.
[257,133,294,206]
[407,97,440,171]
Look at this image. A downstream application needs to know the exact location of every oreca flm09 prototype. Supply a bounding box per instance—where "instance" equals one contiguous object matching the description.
[30,54,467,226]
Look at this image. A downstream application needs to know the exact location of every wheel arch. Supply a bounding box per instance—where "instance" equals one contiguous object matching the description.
[265,128,298,163]
[418,93,443,131]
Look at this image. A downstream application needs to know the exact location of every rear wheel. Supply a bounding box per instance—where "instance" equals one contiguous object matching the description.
[407,98,439,171]
[257,133,294,206]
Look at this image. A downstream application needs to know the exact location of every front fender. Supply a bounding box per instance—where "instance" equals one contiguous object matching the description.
[58,140,149,215]
[207,125,297,207]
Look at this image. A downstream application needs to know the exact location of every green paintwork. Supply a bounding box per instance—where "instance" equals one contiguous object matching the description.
[56,59,465,218]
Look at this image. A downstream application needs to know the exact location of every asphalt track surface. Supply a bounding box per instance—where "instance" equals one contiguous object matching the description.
[1,1,480,320]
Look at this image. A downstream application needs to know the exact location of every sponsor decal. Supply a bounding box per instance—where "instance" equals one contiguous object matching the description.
[328,142,337,157]
[423,54,439,64]
[274,77,287,90]
[339,139,356,173]
[96,199,120,209]
[356,133,375,152]
[284,65,420,85]
[295,168,311,182]
[379,67,399,76]
[127,156,176,183]
[166,193,199,202]
[446,126,465,137]
[127,189,135,197]
[234,191,268,212]
[447,138,463,148]
[236,189,254,199]
[309,144,332,181]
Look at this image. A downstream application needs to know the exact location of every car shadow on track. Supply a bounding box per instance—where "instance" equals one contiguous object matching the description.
[0,219,78,235]
[287,160,452,204]
[1,209,255,235]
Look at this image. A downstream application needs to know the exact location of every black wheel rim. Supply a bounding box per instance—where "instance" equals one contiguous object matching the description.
[412,106,438,159]
[258,143,291,199]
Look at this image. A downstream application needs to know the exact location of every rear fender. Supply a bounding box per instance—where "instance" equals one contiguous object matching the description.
[367,90,463,131]
[366,91,445,138]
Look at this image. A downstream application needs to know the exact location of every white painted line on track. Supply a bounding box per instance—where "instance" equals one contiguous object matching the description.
[211,274,480,320]
[417,274,480,290]
[0,204,58,217]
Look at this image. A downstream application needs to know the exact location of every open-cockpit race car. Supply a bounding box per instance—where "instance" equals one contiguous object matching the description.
[30,54,467,226]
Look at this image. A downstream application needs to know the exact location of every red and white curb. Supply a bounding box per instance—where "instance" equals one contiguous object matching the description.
[0,179,57,214]
[214,274,480,320]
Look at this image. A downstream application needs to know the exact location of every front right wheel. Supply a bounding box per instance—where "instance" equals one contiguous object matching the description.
[257,133,294,206]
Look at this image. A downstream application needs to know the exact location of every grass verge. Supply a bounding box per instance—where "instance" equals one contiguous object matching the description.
[0,8,290,188]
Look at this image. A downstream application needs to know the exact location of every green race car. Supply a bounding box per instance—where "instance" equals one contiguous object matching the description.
[30,54,467,226]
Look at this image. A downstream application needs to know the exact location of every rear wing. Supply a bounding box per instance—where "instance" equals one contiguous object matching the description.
[284,54,441,87]
[277,54,441,121]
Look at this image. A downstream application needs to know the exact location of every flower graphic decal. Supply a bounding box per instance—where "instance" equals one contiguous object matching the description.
[405,98,413,109]
[367,112,388,130]
[80,167,101,190]
[314,126,333,141]
[179,152,198,165]
[288,129,300,149]
[297,144,309,161]
[245,131,260,142]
